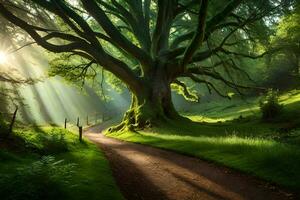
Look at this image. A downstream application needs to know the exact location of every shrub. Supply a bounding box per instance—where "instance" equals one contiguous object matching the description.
[39,129,69,154]
[11,128,71,155]
[259,89,283,121]
[0,156,77,200]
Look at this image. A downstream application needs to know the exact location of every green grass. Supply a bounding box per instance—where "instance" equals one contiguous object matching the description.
[106,90,300,190]
[183,89,300,124]
[107,129,300,190]
[0,126,123,200]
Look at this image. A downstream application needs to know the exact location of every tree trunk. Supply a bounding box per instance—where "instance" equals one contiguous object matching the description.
[8,106,18,137]
[108,67,183,132]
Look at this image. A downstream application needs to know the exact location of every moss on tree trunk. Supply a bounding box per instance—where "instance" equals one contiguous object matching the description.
[108,71,183,132]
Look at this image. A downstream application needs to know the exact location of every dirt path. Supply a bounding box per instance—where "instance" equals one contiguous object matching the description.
[85,125,296,200]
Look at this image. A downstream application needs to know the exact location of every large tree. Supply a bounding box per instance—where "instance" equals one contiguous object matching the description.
[0,0,294,131]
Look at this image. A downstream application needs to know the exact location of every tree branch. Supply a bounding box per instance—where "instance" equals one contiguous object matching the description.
[81,0,153,72]
[0,3,88,53]
[181,0,209,69]
[152,0,176,56]
[186,73,230,99]
[172,79,199,102]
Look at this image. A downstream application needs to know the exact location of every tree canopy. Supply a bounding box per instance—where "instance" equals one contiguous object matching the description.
[0,0,297,130]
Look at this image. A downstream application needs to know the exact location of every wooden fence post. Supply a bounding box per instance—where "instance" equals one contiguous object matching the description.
[77,117,80,127]
[8,106,18,137]
[64,118,67,129]
[78,126,83,142]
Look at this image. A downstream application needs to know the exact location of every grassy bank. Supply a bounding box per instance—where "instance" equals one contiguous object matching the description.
[108,128,300,190]
[183,89,300,124]
[107,90,300,190]
[0,126,123,200]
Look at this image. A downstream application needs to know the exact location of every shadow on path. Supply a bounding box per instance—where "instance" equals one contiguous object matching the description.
[85,125,296,200]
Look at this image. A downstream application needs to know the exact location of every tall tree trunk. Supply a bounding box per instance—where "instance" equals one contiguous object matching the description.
[108,67,182,132]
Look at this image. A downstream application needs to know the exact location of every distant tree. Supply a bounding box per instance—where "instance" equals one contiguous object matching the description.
[263,4,300,89]
[0,0,295,131]
[272,5,300,75]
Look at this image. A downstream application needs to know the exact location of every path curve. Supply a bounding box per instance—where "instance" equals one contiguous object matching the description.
[85,125,296,200]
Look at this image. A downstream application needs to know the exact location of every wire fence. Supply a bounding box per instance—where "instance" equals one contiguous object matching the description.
[63,110,121,141]
[1,110,120,127]
[0,109,120,141]
[66,110,120,127]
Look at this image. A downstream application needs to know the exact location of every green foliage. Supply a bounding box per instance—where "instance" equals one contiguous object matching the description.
[48,52,127,101]
[0,127,124,200]
[13,127,73,154]
[272,5,300,46]
[48,53,98,84]
[171,81,199,102]
[38,129,69,154]
[182,89,300,125]
[2,0,298,108]
[0,156,76,200]
[263,58,299,90]
[263,4,300,90]
[260,90,282,121]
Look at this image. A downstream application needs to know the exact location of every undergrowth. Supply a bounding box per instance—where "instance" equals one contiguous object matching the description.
[0,126,123,200]
[0,156,76,200]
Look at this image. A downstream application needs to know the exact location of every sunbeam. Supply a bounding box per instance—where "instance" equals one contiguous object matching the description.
[0,51,8,64]
[0,42,129,125]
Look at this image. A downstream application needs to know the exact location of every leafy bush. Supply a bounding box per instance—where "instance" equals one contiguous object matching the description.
[0,156,77,200]
[38,129,69,154]
[9,128,72,155]
[259,89,283,121]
